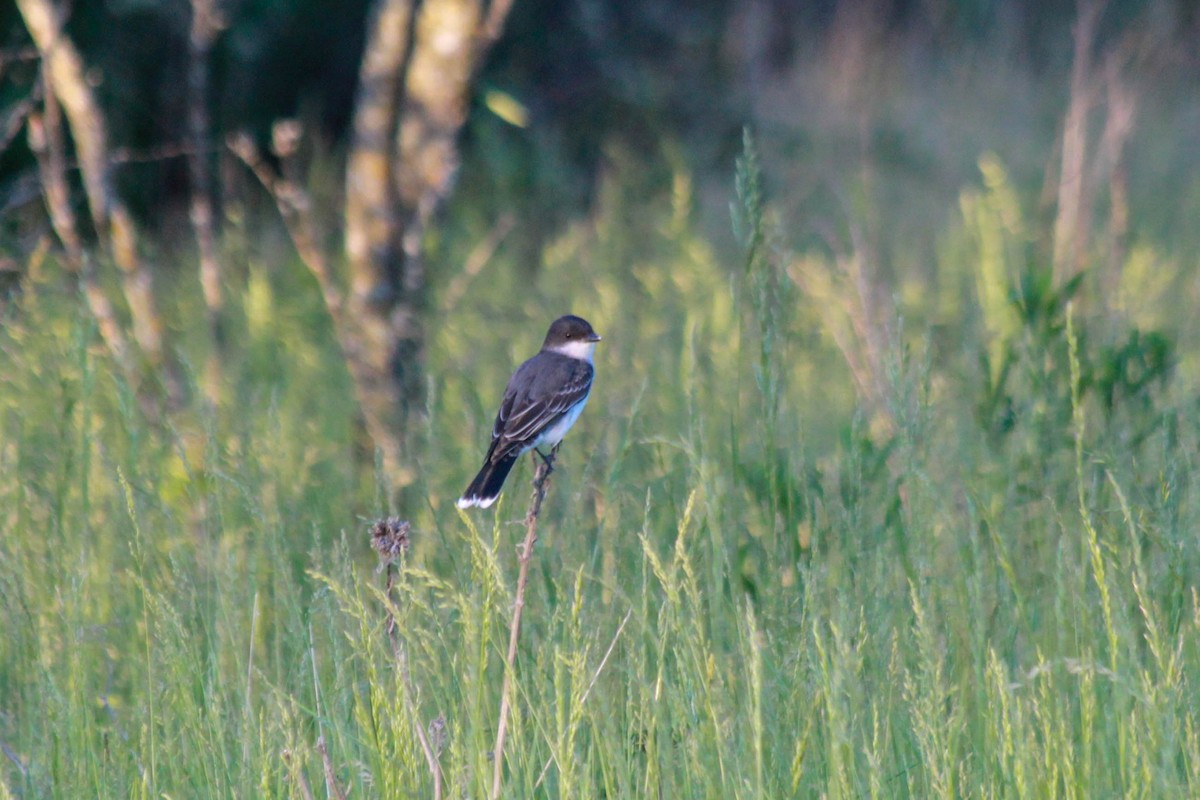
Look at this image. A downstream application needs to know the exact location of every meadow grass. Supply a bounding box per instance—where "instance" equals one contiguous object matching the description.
[3,111,1200,800]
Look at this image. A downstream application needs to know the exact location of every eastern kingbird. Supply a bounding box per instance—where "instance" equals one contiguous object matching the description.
[457,315,601,509]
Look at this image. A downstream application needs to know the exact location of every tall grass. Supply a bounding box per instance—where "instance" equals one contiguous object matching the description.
[3,123,1200,800]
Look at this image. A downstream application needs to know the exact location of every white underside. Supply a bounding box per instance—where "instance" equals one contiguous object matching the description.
[533,395,588,449]
[455,396,589,510]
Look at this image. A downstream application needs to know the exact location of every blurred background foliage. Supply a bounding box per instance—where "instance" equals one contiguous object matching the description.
[0,0,1194,246]
[1,0,1198,578]
[0,0,1196,597]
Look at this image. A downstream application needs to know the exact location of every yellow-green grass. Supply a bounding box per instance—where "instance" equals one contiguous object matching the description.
[3,109,1200,798]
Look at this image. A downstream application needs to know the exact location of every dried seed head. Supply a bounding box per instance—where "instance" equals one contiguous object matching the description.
[370,517,411,562]
[428,713,448,756]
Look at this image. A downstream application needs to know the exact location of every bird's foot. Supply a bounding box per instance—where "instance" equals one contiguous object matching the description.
[532,444,559,479]
[533,444,559,466]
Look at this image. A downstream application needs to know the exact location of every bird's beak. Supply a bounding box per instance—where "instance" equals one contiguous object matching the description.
[588,332,602,342]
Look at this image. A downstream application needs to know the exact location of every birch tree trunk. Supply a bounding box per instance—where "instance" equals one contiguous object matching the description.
[342,0,516,486]
[343,0,417,483]
[16,0,167,373]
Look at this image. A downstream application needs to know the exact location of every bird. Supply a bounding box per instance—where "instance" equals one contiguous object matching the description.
[457,315,601,509]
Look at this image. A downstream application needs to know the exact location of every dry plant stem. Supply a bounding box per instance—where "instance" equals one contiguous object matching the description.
[316,736,346,800]
[384,562,444,800]
[281,750,316,800]
[400,650,443,800]
[491,446,557,800]
[383,560,399,638]
[1,739,27,779]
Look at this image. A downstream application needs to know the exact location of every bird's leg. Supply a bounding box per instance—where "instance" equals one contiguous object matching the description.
[529,444,559,491]
[532,443,560,470]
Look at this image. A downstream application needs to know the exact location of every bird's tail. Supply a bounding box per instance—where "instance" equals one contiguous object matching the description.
[456,453,519,509]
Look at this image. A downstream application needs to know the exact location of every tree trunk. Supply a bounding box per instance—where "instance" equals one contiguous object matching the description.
[16,0,168,374]
[387,0,487,420]
[345,0,413,300]
[27,83,132,375]
[342,0,516,487]
[188,0,224,402]
[344,0,417,484]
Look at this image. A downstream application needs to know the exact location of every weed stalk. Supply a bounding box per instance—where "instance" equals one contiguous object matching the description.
[492,445,557,799]
[371,518,443,799]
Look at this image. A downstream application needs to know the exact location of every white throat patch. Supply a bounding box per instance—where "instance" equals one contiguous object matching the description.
[547,339,597,363]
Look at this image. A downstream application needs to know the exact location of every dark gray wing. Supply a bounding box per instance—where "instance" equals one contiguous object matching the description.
[485,352,593,462]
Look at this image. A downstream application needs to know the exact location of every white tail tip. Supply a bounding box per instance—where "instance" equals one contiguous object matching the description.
[457,495,498,509]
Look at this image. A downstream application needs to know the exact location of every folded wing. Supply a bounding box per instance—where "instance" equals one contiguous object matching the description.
[486,354,594,461]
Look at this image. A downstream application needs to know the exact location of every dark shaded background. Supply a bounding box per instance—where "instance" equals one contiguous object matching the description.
[3,0,1194,241]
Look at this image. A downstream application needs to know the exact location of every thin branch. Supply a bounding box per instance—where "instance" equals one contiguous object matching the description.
[226,131,343,317]
[0,91,39,156]
[29,86,81,262]
[27,79,133,374]
[1053,0,1107,284]
[479,0,517,55]
[492,445,557,799]
[110,141,211,165]
[229,127,409,485]
[439,212,514,313]
[0,46,39,68]
[17,0,167,368]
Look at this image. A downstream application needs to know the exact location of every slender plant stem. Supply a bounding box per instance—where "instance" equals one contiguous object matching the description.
[385,561,443,800]
[371,519,443,800]
[491,446,557,799]
[316,736,346,800]
[281,749,316,800]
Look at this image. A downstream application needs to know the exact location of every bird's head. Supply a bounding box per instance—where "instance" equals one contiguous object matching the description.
[543,315,601,360]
